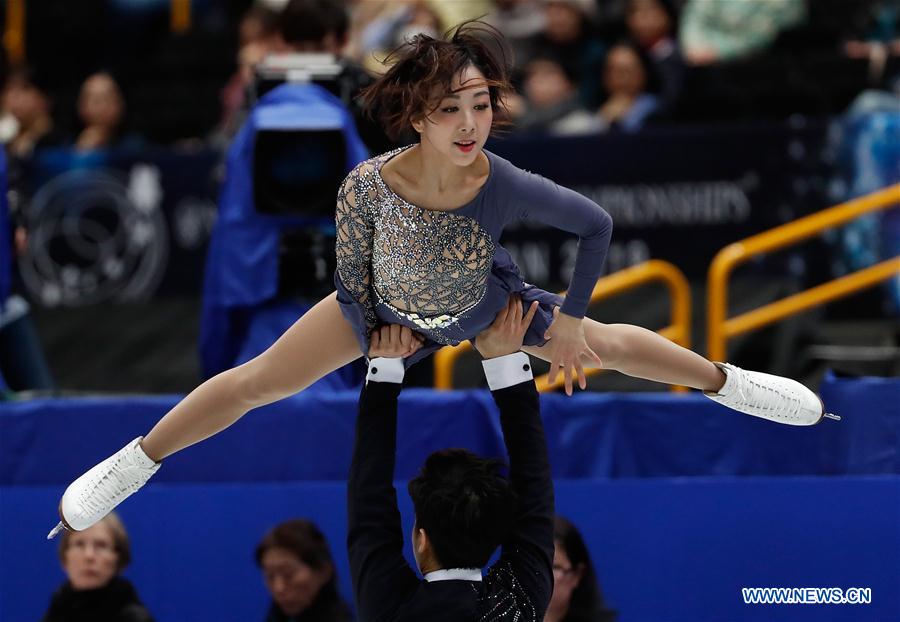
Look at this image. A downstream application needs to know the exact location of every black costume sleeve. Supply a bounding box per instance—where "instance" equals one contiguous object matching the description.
[347,380,419,621]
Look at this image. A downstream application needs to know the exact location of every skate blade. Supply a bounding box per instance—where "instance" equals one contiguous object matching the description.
[47,521,65,540]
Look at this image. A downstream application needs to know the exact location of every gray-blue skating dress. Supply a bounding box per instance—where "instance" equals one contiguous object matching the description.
[334,145,613,366]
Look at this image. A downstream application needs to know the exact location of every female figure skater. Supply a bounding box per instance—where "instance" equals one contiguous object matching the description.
[49,23,831,539]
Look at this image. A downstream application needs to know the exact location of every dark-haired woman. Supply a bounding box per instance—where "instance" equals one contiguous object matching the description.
[256,520,353,622]
[50,22,830,539]
[545,516,616,622]
[596,41,661,132]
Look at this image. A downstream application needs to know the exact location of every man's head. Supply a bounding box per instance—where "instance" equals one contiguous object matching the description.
[277,0,349,54]
[407,448,517,572]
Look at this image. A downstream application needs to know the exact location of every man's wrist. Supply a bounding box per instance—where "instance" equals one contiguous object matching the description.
[366,357,405,384]
[482,352,533,391]
[474,337,520,361]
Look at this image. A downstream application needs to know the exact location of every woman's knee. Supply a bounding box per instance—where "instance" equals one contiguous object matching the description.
[227,358,289,409]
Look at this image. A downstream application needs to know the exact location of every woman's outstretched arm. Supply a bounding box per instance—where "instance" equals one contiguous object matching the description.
[503,163,613,394]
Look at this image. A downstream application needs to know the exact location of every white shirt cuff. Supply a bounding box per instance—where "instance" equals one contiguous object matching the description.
[481,352,533,391]
[366,357,405,384]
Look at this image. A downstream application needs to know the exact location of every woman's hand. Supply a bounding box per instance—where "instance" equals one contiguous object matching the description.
[474,296,539,360]
[369,324,424,359]
[543,307,602,396]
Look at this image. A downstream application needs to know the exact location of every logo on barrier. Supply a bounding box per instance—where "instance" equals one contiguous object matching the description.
[20,165,169,306]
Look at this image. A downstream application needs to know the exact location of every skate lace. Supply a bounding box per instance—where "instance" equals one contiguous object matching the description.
[732,366,801,422]
[79,451,145,515]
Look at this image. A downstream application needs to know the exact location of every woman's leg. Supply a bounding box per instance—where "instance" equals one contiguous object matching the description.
[524,318,726,392]
[141,292,362,461]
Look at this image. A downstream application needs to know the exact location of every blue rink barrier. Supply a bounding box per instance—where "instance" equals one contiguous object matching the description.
[1,373,899,484]
[3,477,898,622]
[1,374,898,621]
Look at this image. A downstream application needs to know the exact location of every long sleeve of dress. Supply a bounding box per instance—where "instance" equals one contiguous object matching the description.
[335,164,378,354]
[503,162,613,319]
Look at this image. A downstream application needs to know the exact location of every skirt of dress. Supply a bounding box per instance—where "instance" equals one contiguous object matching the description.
[335,266,565,369]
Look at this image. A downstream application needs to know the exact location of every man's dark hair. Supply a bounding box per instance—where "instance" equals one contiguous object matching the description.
[407,448,517,569]
[279,0,349,47]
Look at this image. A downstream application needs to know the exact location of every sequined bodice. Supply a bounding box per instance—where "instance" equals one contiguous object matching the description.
[336,148,495,337]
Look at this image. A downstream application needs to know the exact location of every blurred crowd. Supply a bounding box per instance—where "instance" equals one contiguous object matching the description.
[2,0,898,154]
[1,0,898,394]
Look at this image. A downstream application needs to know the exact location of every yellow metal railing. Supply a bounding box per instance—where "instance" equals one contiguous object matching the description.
[171,0,191,33]
[707,184,900,362]
[434,259,692,393]
[4,0,26,65]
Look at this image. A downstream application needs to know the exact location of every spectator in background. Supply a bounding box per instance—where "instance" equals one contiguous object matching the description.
[1,67,65,159]
[544,515,617,622]
[346,0,487,64]
[43,513,154,622]
[74,71,135,151]
[276,0,396,152]
[625,0,683,115]
[597,41,660,132]
[522,0,608,108]
[241,3,282,49]
[255,519,353,622]
[523,0,606,108]
[0,144,54,393]
[483,0,546,65]
[353,0,445,73]
[841,0,900,85]
[679,0,806,66]
[517,53,603,135]
[218,4,281,141]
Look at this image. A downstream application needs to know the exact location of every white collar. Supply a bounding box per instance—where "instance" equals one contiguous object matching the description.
[424,568,482,582]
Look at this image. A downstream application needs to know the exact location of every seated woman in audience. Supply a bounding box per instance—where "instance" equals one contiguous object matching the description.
[625,0,684,114]
[256,519,353,622]
[43,512,154,622]
[597,41,661,132]
[545,515,617,622]
[517,52,604,135]
[74,71,139,152]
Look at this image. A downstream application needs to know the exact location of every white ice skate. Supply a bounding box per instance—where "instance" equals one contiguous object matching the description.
[47,437,160,539]
[705,363,839,426]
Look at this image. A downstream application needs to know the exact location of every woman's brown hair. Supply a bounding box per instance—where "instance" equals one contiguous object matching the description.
[360,20,514,141]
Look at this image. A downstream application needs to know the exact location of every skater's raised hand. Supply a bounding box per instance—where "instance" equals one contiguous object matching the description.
[369,324,424,359]
[543,306,602,396]
[474,295,539,359]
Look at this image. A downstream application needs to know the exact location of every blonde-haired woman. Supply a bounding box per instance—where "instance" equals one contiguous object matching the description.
[43,513,154,622]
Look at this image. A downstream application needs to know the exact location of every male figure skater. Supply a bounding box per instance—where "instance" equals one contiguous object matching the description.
[349,296,553,621]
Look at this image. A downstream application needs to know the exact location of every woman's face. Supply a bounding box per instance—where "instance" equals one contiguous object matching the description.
[261,547,331,617]
[544,3,583,44]
[78,73,124,130]
[2,79,47,126]
[603,45,647,97]
[62,522,119,590]
[414,64,494,166]
[627,0,672,46]
[524,60,573,109]
[548,542,583,615]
